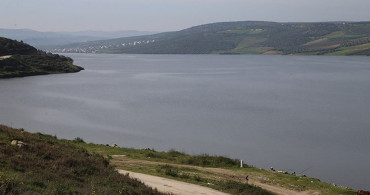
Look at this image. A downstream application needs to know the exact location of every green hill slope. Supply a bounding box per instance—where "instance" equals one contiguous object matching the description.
[0,37,83,78]
[1,125,360,194]
[0,125,164,194]
[50,21,370,56]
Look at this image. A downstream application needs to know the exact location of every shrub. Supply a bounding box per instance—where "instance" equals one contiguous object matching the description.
[73,137,85,143]
[162,165,179,177]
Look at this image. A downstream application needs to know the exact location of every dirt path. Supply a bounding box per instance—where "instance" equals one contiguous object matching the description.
[0,55,12,60]
[118,170,230,195]
[112,155,319,195]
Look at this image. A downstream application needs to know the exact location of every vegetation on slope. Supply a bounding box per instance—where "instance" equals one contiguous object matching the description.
[0,125,164,194]
[71,141,356,195]
[0,37,37,56]
[0,124,358,194]
[0,37,83,78]
[50,21,370,56]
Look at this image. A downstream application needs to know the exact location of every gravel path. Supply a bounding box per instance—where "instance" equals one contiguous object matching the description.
[0,55,12,60]
[113,155,320,195]
[118,170,230,195]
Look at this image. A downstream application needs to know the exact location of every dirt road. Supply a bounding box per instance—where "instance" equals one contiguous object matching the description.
[113,155,319,195]
[0,55,12,60]
[118,170,229,195]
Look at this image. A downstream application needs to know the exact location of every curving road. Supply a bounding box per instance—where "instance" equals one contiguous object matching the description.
[118,170,229,195]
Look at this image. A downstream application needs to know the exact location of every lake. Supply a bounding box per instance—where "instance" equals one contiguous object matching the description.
[1,54,369,189]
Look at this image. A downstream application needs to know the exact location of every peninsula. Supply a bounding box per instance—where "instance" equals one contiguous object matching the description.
[0,37,83,78]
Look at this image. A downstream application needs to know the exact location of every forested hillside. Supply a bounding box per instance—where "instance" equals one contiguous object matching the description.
[0,37,83,78]
[0,38,37,56]
[49,21,370,56]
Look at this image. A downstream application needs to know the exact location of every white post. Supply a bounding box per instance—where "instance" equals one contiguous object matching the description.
[240,160,243,168]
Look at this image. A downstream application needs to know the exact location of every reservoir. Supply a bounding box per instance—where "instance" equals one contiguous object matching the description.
[1,54,369,189]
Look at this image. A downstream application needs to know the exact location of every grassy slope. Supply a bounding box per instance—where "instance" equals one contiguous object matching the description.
[0,125,357,194]
[0,37,83,78]
[70,141,356,195]
[0,125,164,194]
[51,21,370,56]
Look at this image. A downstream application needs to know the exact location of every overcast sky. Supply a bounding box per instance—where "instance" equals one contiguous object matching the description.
[1,0,370,32]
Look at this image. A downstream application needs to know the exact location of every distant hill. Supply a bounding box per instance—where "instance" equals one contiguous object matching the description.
[0,29,158,49]
[49,21,370,56]
[0,37,83,78]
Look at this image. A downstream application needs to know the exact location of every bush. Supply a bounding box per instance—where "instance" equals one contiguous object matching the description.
[161,165,179,177]
[184,154,240,167]
[73,137,85,143]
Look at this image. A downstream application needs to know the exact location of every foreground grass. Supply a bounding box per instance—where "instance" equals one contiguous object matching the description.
[71,142,356,195]
[69,141,243,168]
[115,160,274,195]
[0,125,164,194]
[0,125,356,195]
[67,142,276,194]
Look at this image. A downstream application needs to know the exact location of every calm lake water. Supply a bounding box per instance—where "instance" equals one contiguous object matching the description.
[1,54,369,189]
